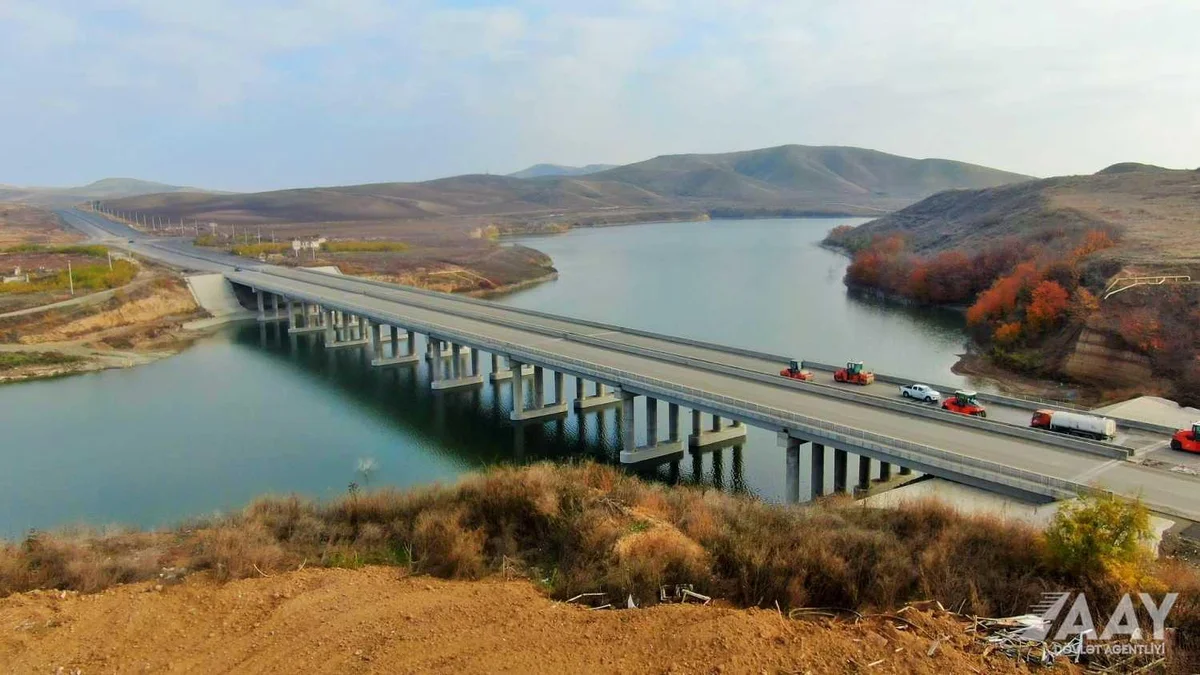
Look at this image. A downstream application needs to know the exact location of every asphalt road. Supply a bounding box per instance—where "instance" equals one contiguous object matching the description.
[57,209,1200,520]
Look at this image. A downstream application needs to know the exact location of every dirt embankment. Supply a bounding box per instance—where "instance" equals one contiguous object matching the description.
[0,267,207,382]
[0,568,1058,674]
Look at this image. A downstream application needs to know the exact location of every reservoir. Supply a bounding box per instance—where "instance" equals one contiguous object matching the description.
[0,218,972,537]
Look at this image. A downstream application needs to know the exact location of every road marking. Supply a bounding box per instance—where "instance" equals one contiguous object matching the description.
[1073,459,1123,483]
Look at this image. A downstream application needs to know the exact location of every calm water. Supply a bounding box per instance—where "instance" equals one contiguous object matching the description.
[0,218,971,537]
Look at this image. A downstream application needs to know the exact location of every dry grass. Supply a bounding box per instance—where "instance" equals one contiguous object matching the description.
[1,463,1196,665]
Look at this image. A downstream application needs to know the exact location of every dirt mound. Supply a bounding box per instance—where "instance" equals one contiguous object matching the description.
[0,567,1055,674]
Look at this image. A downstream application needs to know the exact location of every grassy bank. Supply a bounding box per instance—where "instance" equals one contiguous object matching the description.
[3,465,1195,641]
[0,350,83,371]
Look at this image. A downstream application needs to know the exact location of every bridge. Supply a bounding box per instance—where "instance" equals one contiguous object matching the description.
[59,209,1200,521]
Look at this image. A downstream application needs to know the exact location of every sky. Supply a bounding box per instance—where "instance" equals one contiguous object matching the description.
[1,0,1197,192]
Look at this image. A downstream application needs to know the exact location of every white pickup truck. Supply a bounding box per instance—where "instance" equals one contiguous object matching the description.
[899,383,941,403]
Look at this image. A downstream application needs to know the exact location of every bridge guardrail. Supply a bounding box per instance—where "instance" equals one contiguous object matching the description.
[233,271,1102,502]
[262,266,1130,460]
[283,266,1172,436]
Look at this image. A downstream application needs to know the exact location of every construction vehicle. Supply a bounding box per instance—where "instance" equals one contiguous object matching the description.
[833,361,875,385]
[1170,422,1200,453]
[1030,410,1116,441]
[779,359,814,381]
[942,390,987,417]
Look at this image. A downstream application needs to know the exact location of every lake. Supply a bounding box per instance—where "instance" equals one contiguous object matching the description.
[0,218,972,537]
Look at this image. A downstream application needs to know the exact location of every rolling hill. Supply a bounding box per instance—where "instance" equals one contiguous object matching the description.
[507,163,619,179]
[0,178,216,207]
[830,163,1200,268]
[102,144,1033,227]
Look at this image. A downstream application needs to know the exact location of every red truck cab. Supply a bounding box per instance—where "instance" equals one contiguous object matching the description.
[1171,422,1200,453]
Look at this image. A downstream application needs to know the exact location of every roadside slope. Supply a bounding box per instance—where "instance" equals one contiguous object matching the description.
[0,568,1054,674]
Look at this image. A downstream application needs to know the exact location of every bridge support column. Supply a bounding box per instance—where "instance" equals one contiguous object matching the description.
[323,309,335,344]
[324,311,369,349]
[620,394,684,464]
[490,355,533,382]
[785,436,801,504]
[811,442,826,499]
[857,456,871,492]
[432,342,484,391]
[574,378,620,411]
[372,325,418,367]
[879,461,892,482]
[289,302,325,334]
[286,299,295,327]
[508,362,568,421]
[553,371,564,405]
[899,466,913,476]
[255,290,266,321]
[833,448,848,494]
[370,322,383,362]
[272,293,281,320]
[690,410,748,450]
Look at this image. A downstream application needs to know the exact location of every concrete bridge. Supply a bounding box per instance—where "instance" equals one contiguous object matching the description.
[59,209,1200,521]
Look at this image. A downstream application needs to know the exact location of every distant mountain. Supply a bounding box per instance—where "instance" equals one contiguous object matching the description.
[508,163,619,179]
[103,144,1034,226]
[0,177,218,207]
[589,145,1033,209]
[828,162,1200,267]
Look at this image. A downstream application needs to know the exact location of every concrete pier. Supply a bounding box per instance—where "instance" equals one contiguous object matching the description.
[431,341,484,390]
[689,410,748,449]
[833,448,848,493]
[325,311,368,349]
[619,394,684,464]
[857,456,872,492]
[785,435,801,504]
[372,325,417,366]
[879,461,893,482]
[508,360,568,421]
[289,302,326,334]
[811,442,826,499]
[573,379,620,411]
[489,353,534,382]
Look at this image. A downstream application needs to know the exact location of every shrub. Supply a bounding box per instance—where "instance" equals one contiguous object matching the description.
[321,241,409,253]
[1045,492,1153,580]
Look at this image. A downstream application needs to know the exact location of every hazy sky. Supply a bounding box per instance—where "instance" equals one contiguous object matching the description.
[2,0,1197,192]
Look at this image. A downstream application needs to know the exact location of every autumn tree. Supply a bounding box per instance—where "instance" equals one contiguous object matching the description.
[1025,280,1070,333]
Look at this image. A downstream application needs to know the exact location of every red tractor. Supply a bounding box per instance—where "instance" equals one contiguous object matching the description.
[942,390,987,418]
[1170,422,1200,453]
[779,359,814,381]
[834,360,875,385]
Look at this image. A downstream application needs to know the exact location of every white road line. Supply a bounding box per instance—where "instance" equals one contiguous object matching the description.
[1073,459,1123,484]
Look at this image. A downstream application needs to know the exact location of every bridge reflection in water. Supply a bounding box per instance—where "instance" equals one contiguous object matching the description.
[252,320,757,497]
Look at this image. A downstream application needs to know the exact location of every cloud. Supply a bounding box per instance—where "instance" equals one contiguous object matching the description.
[0,0,1197,189]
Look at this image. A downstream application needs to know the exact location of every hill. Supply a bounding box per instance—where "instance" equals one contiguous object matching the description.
[102,144,1033,229]
[591,145,1033,210]
[0,177,216,208]
[507,163,618,178]
[825,163,1200,404]
[830,163,1200,268]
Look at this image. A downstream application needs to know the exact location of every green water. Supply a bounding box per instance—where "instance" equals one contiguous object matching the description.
[0,218,970,537]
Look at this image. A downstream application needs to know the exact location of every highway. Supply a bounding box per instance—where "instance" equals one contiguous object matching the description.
[58,209,1200,521]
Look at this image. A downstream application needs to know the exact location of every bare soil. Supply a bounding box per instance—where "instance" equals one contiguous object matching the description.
[0,203,81,247]
[0,268,207,382]
[0,567,1063,674]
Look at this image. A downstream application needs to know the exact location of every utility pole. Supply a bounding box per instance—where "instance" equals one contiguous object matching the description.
[107,250,113,271]
[67,260,74,296]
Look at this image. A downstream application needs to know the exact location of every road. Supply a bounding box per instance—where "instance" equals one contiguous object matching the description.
[57,209,1200,521]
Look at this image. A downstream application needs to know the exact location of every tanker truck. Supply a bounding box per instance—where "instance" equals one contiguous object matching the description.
[1029,409,1116,441]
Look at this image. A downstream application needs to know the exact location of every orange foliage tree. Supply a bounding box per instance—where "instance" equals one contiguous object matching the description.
[993,321,1023,345]
[1025,280,1070,333]
[966,262,1041,326]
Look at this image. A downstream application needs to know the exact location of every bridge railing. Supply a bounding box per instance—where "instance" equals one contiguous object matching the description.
[237,272,1099,502]
[272,266,1173,437]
